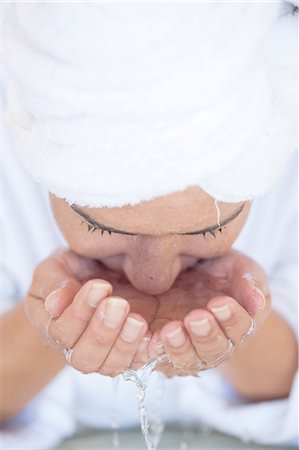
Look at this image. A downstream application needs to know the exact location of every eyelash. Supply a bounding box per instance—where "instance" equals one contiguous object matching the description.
[82,220,113,236]
[81,220,224,238]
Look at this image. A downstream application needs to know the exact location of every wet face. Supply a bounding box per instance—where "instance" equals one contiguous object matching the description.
[50,186,251,295]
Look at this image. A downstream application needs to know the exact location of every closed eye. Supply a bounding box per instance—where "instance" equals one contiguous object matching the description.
[80,218,225,239]
[72,202,245,238]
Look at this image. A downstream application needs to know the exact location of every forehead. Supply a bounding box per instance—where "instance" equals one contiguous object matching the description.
[69,186,244,235]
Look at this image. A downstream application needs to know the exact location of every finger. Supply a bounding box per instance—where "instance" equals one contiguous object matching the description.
[26,248,103,320]
[48,279,113,349]
[206,296,255,344]
[231,273,271,320]
[99,313,147,376]
[130,331,152,369]
[184,309,233,367]
[160,321,201,375]
[227,252,270,316]
[148,332,166,360]
[197,250,270,316]
[146,332,172,375]
[69,296,130,374]
[25,280,81,333]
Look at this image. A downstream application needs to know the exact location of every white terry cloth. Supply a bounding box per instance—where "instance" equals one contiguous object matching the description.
[1,126,298,448]
[2,2,298,208]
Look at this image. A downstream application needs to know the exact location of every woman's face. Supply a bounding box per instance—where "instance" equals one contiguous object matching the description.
[50,186,251,295]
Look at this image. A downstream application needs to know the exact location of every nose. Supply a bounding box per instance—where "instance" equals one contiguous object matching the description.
[122,235,182,295]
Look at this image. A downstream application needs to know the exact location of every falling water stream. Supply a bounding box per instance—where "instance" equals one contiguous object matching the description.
[122,354,169,450]
[101,216,245,449]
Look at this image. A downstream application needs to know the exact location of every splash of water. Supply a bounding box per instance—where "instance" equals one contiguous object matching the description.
[122,354,169,450]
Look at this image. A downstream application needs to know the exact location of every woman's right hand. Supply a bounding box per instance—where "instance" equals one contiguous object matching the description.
[25,248,148,376]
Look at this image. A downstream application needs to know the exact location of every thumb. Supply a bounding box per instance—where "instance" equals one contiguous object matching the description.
[225,250,271,317]
[26,248,110,321]
[197,249,270,316]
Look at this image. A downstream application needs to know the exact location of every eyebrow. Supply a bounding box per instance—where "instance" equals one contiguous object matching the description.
[70,203,245,237]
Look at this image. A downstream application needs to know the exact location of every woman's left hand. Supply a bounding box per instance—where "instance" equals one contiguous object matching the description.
[132,249,271,377]
[42,248,271,378]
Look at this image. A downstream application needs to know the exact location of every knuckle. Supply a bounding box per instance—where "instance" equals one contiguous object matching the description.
[51,329,64,348]
[52,319,71,348]
[194,331,221,348]
[114,338,135,353]
[99,366,120,377]
[88,326,111,347]
[71,303,90,324]
[71,357,93,375]
[199,339,229,361]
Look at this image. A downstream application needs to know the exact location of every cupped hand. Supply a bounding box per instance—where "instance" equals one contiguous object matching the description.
[144,249,271,377]
[25,248,271,378]
[25,248,149,376]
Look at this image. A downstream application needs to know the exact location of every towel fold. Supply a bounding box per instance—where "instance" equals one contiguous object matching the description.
[2,2,298,207]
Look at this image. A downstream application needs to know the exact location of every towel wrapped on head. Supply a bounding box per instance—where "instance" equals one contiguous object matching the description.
[2,1,298,208]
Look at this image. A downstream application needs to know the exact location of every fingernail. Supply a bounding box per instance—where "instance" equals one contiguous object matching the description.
[45,289,62,315]
[121,317,144,343]
[210,304,232,321]
[150,339,164,355]
[137,336,150,353]
[104,298,128,328]
[251,286,266,312]
[242,273,266,313]
[166,326,186,347]
[189,318,211,337]
[88,282,111,308]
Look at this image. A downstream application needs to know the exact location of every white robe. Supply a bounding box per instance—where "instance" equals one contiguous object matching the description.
[1,126,298,449]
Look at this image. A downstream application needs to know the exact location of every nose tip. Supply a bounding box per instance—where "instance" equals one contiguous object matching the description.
[123,257,181,296]
[135,280,173,296]
[122,273,171,295]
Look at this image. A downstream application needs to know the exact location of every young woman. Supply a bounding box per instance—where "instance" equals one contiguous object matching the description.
[1,2,298,449]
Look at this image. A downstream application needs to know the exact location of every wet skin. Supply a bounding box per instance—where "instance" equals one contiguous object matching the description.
[25,186,271,377]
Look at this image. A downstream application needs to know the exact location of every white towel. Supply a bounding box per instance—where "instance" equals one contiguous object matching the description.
[2,2,298,208]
